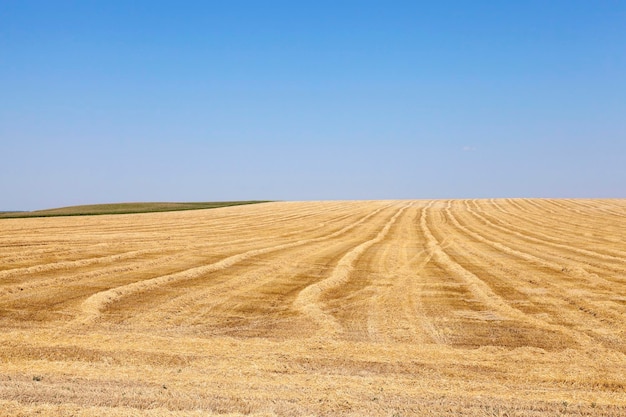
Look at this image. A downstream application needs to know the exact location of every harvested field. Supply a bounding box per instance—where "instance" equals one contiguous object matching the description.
[0,199,625,416]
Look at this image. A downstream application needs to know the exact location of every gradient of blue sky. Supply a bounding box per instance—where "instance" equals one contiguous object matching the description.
[1,1,625,210]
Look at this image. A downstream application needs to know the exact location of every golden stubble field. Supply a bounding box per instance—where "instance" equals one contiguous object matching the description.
[0,199,625,416]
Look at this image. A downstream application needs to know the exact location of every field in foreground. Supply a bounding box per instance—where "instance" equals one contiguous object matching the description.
[0,199,625,416]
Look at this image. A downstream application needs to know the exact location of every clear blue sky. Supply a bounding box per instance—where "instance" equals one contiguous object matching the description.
[1,1,625,210]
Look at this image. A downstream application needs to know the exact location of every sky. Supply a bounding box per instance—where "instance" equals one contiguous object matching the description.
[1,1,625,210]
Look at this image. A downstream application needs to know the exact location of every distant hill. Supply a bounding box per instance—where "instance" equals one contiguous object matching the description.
[0,201,270,219]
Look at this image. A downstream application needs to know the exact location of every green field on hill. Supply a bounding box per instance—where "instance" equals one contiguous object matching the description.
[0,201,269,219]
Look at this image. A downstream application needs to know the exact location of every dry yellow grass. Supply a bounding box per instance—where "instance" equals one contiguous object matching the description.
[0,199,625,416]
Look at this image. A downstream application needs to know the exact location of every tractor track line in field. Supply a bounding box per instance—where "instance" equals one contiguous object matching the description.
[460,201,624,287]
[442,204,624,336]
[73,203,397,325]
[477,200,626,264]
[136,205,403,331]
[419,201,595,346]
[293,203,411,338]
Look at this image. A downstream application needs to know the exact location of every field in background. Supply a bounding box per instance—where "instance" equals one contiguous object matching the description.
[0,199,625,416]
[0,201,269,219]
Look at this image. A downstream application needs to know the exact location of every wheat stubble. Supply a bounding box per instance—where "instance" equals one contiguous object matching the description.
[1,200,625,416]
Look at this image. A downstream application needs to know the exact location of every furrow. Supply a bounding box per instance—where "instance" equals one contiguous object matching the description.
[0,228,345,301]
[73,203,396,325]
[419,201,591,344]
[444,203,625,333]
[120,203,402,334]
[519,199,620,237]
[462,200,623,287]
[366,204,436,344]
[0,250,154,281]
[492,199,626,261]
[574,199,626,217]
[293,203,411,338]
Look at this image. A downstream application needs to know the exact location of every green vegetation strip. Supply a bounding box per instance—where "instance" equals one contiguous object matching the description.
[0,201,270,219]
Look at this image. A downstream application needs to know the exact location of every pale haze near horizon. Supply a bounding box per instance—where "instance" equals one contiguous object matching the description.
[1,1,625,211]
